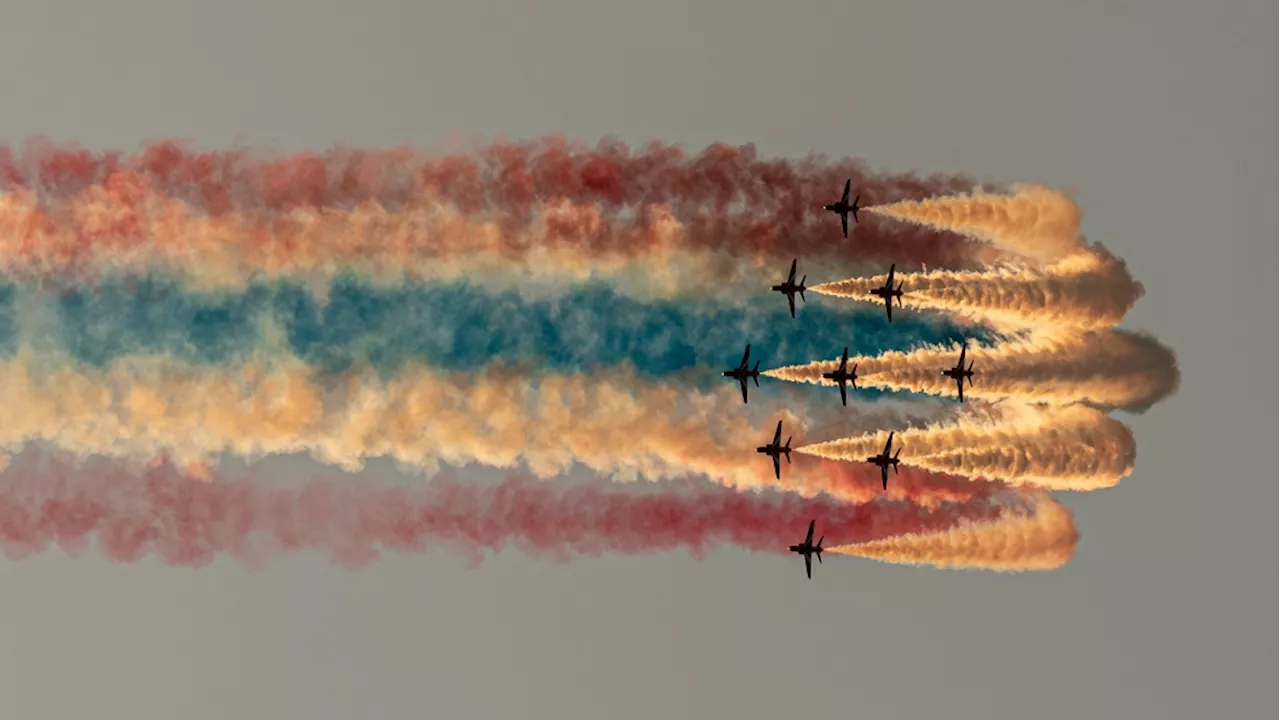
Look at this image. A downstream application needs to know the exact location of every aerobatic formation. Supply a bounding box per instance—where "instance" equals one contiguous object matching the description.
[0,137,1178,576]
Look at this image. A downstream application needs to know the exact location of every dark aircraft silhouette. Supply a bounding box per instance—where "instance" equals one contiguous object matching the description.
[823,179,861,238]
[756,420,793,480]
[865,262,906,320]
[941,342,976,402]
[722,344,762,404]
[865,432,902,490]
[821,346,859,406]
[770,258,807,318]
[868,263,905,322]
[787,519,825,579]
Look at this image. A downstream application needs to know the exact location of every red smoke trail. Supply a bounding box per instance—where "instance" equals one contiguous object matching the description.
[0,137,989,269]
[815,459,1002,507]
[0,454,1001,569]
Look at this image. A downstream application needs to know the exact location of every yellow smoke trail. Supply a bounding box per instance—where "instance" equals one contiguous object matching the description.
[764,329,1179,412]
[0,352,973,506]
[796,403,1135,491]
[867,184,1082,264]
[811,244,1144,332]
[827,493,1078,571]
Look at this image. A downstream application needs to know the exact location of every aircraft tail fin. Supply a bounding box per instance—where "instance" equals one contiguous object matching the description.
[894,447,902,460]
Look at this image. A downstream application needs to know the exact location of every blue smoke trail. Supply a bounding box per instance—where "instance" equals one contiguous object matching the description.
[48,274,987,379]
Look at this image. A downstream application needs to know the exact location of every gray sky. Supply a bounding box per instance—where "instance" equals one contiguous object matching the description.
[0,1,1273,718]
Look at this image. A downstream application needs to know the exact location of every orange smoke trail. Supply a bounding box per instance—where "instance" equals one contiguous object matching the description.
[765,329,1179,412]
[811,243,1144,331]
[796,404,1136,491]
[0,353,978,507]
[827,493,1079,571]
[866,184,1082,264]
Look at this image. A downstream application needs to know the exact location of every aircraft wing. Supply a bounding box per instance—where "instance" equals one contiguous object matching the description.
[881,465,889,490]
[885,296,893,322]
[838,379,847,407]
[805,520,815,544]
[773,421,783,445]
[787,292,796,318]
[739,377,749,404]
[886,264,895,287]
[804,552,812,579]
[841,212,848,239]
[958,344,966,367]
[883,432,894,456]
[788,258,797,283]
[957,376,964,403]
[741,345,750,369]
[842,179,851,204]
[772,453,781,480]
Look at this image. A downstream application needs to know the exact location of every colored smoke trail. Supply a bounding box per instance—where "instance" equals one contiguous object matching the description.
[765,330,1180,412]
[811,243,1144,331]
[827,493,1078,572]
[0,139,1180,575]
[821,186,1145,332]
[797,404,1136,491]
[0,453,1005,568]
[0,354,979,506]
[39,275,975,377]
[0,139,994,293]
[2,137,986,222]
[867,184,1082,264]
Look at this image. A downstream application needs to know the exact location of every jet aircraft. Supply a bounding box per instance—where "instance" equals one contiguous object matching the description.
[821,346,859,406]
[822,178,861,238]
[868,263,905,322]
[941,342,976,402]
[722,344,762,404]
[865,432,902,490]
[770,258,807,318]
[756,420,793,480]
[787,519,825,579]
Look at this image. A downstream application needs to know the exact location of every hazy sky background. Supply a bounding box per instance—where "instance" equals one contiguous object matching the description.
[0,1,1273,718]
